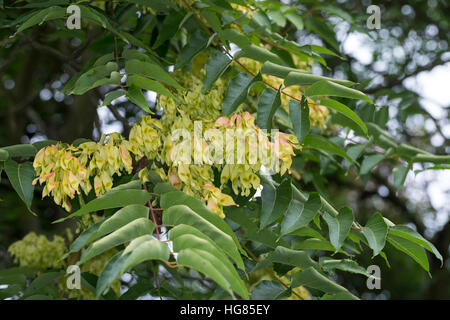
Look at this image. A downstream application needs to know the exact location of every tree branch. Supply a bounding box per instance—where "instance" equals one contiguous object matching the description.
[365,54,449,94]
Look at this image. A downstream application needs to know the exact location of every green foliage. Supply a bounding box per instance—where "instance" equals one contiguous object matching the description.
[256,87,281,132]
[361,213,388,257]
[260,178,292,228]
[222,72,261,115]
[0,0,447,301]
[54,189,153,223]
[305,80,373,104]
[323,207,354,252]
[203,51,232,93]
[3,160,36,215]
[280,193,321,236]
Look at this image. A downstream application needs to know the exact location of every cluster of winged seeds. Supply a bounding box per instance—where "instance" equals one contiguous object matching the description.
[32,55,306,218]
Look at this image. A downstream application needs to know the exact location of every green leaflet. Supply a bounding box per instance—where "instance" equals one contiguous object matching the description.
[201,10,222,33]
[234,44,284,65]
[361,213,388,257]
[1,144,37,159]
[127,74,177,101]
[0,284,22,300]
[163,204,244,270]
[53,189,153,223]
[319,257,372,278]
[79,218,155,264]
[367,123,398,149]
[395,143,449,165]
[122,238,169,268]
[259,175,309,203]
[319,99,367,135]
[284,72,354,87]
[100,90,126,107]
[256,87,281,131]
[66,204,149,256]
[95,251,125,297]
[293,238,343,253]
[281,193,321,236]
[152,11,185,49]
[305,80,373,104]
[303,134,352,162]
[126,85,151,113]
[396,143,432,158]
[317,4,353,22]
[291,267,357,299]
[322,207,354,252]
[221,72,262,116]
[32,141,57,152]
[260,182,275,228]
[170,227,248,299]
[170,224,224,255]
[261,61,304,78]
[289,97,310,144]
[374,107,389,127]
[64,222,102,258]
[158,189,245,257]
[177,248,239,298]
[108,179,142,192]
[360,154,385,175]
[251,11,271,29]
[175,30,210,69]
[289,227,325,240]
[22,271,64,299]
[267,10,286,27]
[413,154,450,165]
[304,16,340,52]
[71,62,119,95]
[0,267,37,282]
[93,53,115,67]
[125,58,183,90]
[218,29,251,48]
[96,238,170,297]
[309,45,342,59]
[393,164,409,191]
[14,6,66,35]
[202,51,232,93]
[95,205,149,239]
[346,143,368,162]
[255,246,318,271]
[0,149,8,161]
[119,282,154,300]
[285,12,303,30]
[119,32,164,60]
[387,234,430,272]
[251,280,288,300]
[154,182,178,194]
[389,225,442,265]
[122,48,155,64]
[4,160,36,215]
[260,178,292,229]
[0,271,28,287]
[79,5,121,35]
[321,292,361,300]
[225,206,289,249]
[280,200,303,236]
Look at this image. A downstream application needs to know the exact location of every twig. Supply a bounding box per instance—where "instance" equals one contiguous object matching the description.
[143,185,161,240]
[29,39,81,72]
[148,199,161,240]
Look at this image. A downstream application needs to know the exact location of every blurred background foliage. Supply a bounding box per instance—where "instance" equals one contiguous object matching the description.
[0,0,449,299]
